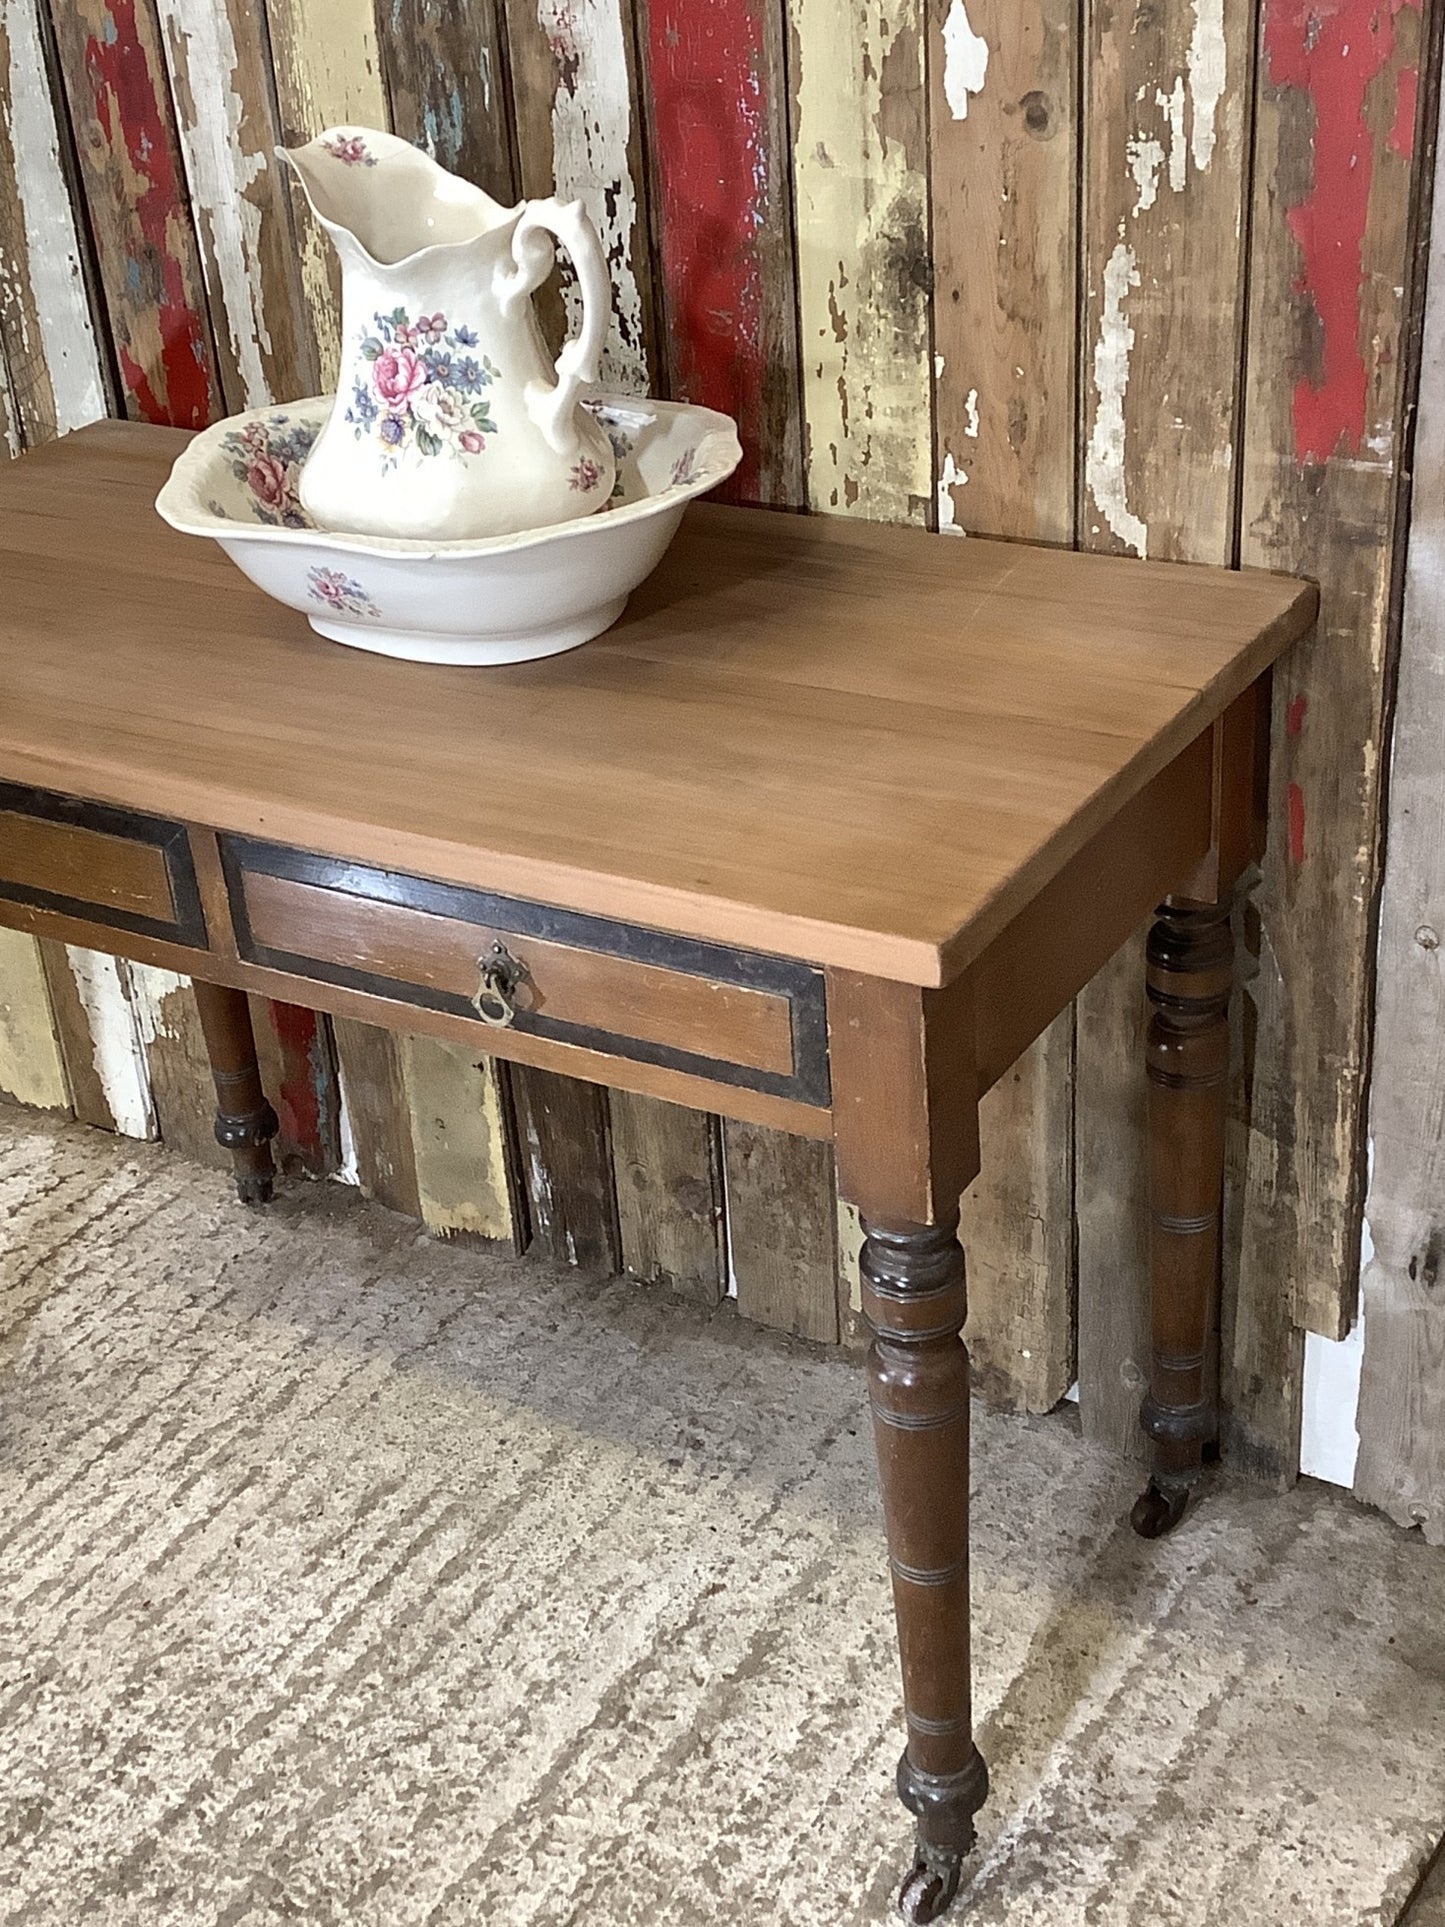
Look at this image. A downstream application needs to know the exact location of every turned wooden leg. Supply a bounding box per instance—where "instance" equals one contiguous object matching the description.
[191,980,278,1205]
[863,1211,988,1923]
[1131,896,1232,1538]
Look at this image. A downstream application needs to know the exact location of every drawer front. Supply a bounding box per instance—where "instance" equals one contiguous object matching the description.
[0,781,206,946]
[223,836,830,1106]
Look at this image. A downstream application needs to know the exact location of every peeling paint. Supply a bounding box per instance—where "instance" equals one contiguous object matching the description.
[64,949,154,1139]
[964,387,979,437]
[536,0,648,395]
[1158,77,1187,192]
[1188,0,1227,173]
[942,0,988,120]
[0,0,108,435]
[1127,134,1165,214]
[159,0,273,406]
[937,449,967,534]
[1086,240,1148,556]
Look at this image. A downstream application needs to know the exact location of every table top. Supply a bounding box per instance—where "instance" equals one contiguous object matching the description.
[0,422,1316,986]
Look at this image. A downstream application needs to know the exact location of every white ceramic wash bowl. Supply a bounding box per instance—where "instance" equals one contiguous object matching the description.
[155,393,742,665]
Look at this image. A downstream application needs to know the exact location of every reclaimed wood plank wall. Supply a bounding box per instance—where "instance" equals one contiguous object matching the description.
[0,0,1441,1511]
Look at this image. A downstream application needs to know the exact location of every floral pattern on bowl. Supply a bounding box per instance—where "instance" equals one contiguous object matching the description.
[345,308,499,466]
[221,413,319,527]
[307,565,380,619]
[156,392,743,667]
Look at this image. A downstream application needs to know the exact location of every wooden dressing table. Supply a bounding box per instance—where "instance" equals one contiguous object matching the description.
[0,422,1316,1920]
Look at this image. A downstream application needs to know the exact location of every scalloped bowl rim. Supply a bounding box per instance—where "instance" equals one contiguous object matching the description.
[155,392,743,560]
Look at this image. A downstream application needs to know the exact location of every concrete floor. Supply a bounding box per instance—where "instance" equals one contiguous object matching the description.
[3,1104,1444,1927]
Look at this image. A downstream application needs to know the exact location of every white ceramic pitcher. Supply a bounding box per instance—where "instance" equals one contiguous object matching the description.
[282,126,616,541]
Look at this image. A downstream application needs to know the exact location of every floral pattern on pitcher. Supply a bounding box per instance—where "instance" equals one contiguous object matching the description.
[307,566,381,619]
[221,414,318,526]
[323,132,377,167]
[569,457,605,493]
[345,308,500,466]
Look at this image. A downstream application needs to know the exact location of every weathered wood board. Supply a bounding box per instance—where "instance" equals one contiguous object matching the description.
[378,0,518,205]
[39,944,154,1138]
[1230,0,1428,1479]
[929,0,1080,1412]
[332,1016,422,1219]
[1354,95,1445,1545]
[789,0,932,521]
[511,1064,620,1273]
[610,1089,723,1304]
[399,1033,518,1245]
[1074,0,1255,1459]
[724,1121,839,1346]
[0,928,67,1111]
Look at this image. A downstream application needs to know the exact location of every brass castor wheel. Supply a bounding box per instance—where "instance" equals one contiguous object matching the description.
[898,1844,962,1923]
[1130,1477,1190,1539]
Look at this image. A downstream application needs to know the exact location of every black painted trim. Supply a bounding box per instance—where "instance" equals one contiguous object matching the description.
[0,780,208,949]
[222,834,831,1108]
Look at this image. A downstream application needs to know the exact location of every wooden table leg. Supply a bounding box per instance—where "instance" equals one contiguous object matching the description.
[1131,894,1232,1537]
[192,980,278,1205]
[863,1210,989,1922]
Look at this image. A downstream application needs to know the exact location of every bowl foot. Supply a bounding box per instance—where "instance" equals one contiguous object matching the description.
[308,595,628,666]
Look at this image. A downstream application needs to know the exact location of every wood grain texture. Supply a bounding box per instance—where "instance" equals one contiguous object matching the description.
[0,0,109,445]
[378,0,517,205]
[264,0,387,390]
[641,0,802,506]
[155,0,317,410]
[789,0,932,520]
[0,925,67,1109]
[1227,0,1428,1481]
[504,0,657,392]
[927,0,1079,1412]
[1074,0,1254,1458]
[250,997,340,1178]
[126,966,223,1167]
[1354,100,1445,1545]
[47,0,221,427]
[399,1033,517,1245]
[609,1089,723,1302]
[511,1063,620,1271]
[724,1120,839,1344]
[0,429,1316,990]
[332,1015,421,1217]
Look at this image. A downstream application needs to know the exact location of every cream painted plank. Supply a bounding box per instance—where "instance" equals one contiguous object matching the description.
[0,927,68,1110]
[265,0,388,391]
[399,1034,517,1245]
[790,0,932,521]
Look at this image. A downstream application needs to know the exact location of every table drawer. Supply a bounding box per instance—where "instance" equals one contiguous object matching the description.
[0,781,207,946]
[222,836,830,1106]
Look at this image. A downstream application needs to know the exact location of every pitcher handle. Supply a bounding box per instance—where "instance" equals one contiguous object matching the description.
[497,196,610,456]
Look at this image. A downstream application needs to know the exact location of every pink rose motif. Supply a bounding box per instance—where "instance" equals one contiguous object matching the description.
[569,457,604,492]
[459,429,486,454]
[247,452,291,510]
[373,346,426,409]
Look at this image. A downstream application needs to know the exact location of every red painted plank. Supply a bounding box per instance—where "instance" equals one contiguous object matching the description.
[264,1000,340,1177]
[1263,0,1421,465]
[52,0,218,429]
[643,0,801,506]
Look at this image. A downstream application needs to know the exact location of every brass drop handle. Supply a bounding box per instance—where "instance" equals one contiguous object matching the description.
[471,940,527,1028]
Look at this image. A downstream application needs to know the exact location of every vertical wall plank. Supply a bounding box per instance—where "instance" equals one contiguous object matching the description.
[640,0,803,505]
[378,0,518,204]
[725,1122,839,1345]
[510,1065,620,1272]
[610,1089,723,1303]
[1231,0,1427,1477]
[250,997,341,1177]
[264,0,388,389]
[128,965,226,1168]
[48,0,221,426]
[504,0,657,391]
[332,1017,422,1218]
[1355,102,1445,1542]
[929,0,1080,1412]
[0,927,68,1111]
[39,945,154,1137]
[1074,0,1255,1459]
[155,0,317,410]
[0,0,109,442]
[399,1034,518,1245]
[789,0,932,521]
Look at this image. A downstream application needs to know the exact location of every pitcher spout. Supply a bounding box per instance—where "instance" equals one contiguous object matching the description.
[281,125,517,270]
